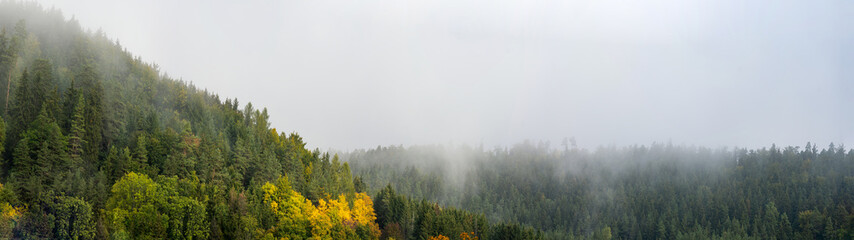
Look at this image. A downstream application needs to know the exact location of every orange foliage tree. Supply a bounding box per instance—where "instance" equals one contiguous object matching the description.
[427,235,450,240]
[461,231,479,240]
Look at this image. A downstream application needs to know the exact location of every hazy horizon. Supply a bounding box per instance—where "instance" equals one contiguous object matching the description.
[35,0,853,151]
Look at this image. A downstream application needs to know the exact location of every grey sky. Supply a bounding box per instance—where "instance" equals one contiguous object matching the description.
[36,0,853,150]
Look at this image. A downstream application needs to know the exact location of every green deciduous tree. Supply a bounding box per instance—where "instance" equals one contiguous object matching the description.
[106,172,209,240]
[54,196,95,240]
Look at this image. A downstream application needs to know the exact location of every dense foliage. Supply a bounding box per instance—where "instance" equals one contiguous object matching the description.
[373,184,543,240]
[347,142,854,239]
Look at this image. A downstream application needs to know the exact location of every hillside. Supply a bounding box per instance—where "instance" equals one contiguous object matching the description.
[0,2,547,239]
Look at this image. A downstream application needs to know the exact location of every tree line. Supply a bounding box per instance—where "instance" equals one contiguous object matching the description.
[347,141,854,239]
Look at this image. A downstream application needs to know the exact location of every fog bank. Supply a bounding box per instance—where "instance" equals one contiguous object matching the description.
[37,0,854,150]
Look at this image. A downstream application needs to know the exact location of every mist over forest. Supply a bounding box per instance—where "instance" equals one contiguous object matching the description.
[0,0,849,240]
[37,0,854,151]
[345,142,854,239]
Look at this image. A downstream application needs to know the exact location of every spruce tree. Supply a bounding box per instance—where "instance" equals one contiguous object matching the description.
[68,95,86,165]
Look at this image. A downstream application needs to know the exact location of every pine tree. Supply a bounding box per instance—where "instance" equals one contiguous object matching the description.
[68,95,86,165]
[104,146,121,181]
[6,59,54,166]
[76,63,102,164]
[10,107,67,202]
[60,78,80,132]
[131,135,149,175]
[2,20,27,114]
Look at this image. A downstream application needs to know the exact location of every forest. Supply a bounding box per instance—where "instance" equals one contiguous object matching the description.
[346,142,854,239]
[0,1,851,240]
[0,2,542,239]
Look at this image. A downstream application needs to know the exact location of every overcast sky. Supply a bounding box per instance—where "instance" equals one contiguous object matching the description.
[36,0,852,151]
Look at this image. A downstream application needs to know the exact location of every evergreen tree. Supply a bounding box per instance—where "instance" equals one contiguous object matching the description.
[75,63,102,164]
[60,79,80,133]
[10,107,67,202]
[104,146,123,181]
[130,135,150,175]
[1,20,27,114]
[68,95,86,166]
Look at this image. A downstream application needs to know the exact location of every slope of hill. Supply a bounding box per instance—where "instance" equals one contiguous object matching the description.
[0,2,547,239]
[0,1,379,239]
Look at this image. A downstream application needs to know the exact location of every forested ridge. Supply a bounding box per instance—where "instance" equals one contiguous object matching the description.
[0,2,544,239]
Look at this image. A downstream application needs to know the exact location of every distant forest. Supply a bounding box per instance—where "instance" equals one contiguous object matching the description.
[347,142,854,239]
[0,1,851,240]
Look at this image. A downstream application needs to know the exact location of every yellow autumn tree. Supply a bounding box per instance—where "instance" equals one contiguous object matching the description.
[352,192,376,225]
[352,192,381,238]
[0,183,21,238]
[309,198,334,238]
[263,176,380,239]
[461,232,479,240]
[327,195,352,222]
[262,176,312,239]
[324,195,355,238]
[428,235,450,240]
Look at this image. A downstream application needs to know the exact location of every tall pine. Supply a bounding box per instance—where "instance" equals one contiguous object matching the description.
[5,59,54,175]
[68,95,86,166]
[75,63,102,164]
[10,106,67,202]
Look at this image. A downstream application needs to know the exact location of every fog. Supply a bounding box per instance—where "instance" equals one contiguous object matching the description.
[36,0,853,150]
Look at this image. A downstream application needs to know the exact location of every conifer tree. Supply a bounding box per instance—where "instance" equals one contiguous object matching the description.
[68,95,86,165]
[131,135,149,175]
[75,63,102,163]
[10,107,66,202]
